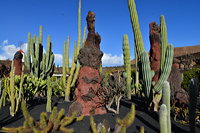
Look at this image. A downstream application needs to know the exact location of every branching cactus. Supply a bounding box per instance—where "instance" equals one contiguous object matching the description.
[162,81,171,133]
[123,34,132,99]
[46,77,52,112]
[189,78,198,133]
[159,104,168,133]
[24,26,54,80]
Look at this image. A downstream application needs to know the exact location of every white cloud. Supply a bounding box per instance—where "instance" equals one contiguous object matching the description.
[102,53,124,66]
[54,54,63,67]
[0,42,27,60]
[2,40,8,45]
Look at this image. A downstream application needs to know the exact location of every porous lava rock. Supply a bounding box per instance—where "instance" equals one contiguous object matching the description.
[68,11,106,116]
[13,50,23,75]
[149,22,161,83]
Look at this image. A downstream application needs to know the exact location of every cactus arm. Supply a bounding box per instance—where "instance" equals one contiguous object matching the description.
[66,36,70,74]
[77,0,82,55]
[65,42,77,101]
[123,34,132,99]
[140,52,153,98]
[90,116,98,133]
[160,16,168,71]
[63,41,67,88]
[154,44,173,93]
[71,62,80,87]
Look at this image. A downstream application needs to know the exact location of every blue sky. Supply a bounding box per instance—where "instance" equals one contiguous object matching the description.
[0,0,200,67]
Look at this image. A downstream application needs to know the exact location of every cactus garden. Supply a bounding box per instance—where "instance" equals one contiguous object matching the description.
[1,0,200,132]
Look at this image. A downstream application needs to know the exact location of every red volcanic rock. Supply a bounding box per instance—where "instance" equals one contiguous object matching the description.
[13,51,23,75]
[149,22,161,83]
[69,66,106,116]
[68,11,106,116]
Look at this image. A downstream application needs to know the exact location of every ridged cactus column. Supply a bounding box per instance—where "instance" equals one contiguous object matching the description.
[159,104,168,133]
[160,16,168,72]
[189,78,198,133]
[123,34,132,99]
[128,0,145,57]
[162,81,171,133]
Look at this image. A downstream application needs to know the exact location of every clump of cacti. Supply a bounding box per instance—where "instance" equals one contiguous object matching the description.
[1,99,84,133]
[127,0,174,111]
[24,26,55,80]
[90,104,135,133]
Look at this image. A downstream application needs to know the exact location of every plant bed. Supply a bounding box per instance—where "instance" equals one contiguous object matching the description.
[0,96,199,133]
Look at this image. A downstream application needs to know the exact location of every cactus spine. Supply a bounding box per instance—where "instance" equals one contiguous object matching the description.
[189,78,198,133]
[160,16,168,72]
[162,81,171,133]
[123,34,132,99]
[159,104,168,133]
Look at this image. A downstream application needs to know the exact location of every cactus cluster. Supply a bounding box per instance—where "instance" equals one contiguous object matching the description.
[64,0,88,101]
[127,0,174,110]
[1,100,84,133]
[90,104,135,133]
[24,26,55,80]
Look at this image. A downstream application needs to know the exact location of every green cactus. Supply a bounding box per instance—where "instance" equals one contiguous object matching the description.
[127,0,145,57]
[46,77,52,112]
[123,34,132,99]
[65,42,77,101]
[24,26,54,80]
[160,16,168,72]
[66,36,70,74]
[189,78,198,133]
[154,44,173,93]
[159,104,168,133]
[140,51,154,98]
[115,104,135,132]
[63,41,67,88]
[162,81,171,133]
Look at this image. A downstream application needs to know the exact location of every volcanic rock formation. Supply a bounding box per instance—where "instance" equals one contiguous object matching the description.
[68,11,106,116]
[13,50,23,75]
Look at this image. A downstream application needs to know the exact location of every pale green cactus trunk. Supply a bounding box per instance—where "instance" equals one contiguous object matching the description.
[159,104,168,133]
[189,78,198,133]
[123,34,132,99]
[63,41,67,88]
[162,81,171,133]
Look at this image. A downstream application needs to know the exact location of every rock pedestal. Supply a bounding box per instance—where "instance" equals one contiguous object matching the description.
[68,11,106,116]
[149,22,161,83]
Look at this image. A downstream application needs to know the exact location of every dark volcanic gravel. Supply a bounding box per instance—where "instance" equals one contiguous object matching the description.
[0,96,199,133]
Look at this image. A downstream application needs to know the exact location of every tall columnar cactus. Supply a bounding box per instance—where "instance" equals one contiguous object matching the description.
[77,0,81,54]
[159,104,168,133]
[127,0,145,57]
[140,51,154,98]
[162,81,171,133]
[66,36,70,74]
[160,16,168,72]
[65,42,77,101]
[46,77,52,112]
[9,61,16,116]
[24,26,54,80]
[189,78,198,133]
[63,41,67,88]
[123,34,132,99]
[134,42,139,91]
